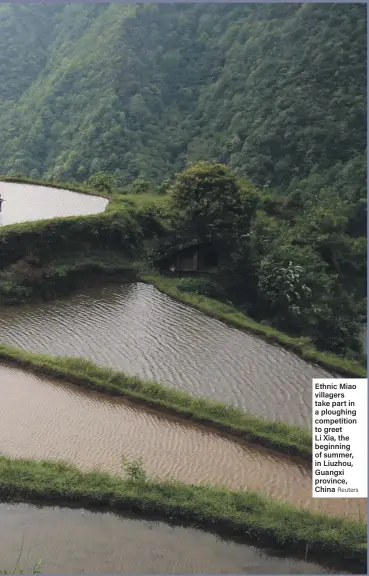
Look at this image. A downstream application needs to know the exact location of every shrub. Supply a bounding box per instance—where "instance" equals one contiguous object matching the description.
[121,456,149,483]
[176,276,225,299]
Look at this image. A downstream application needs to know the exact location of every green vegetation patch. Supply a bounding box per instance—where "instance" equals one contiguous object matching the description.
[0,209,141,267]
[0,206,143,306]
[0,456,366,570]
[0,176,169,306]
[0,343,312,460]
[0,177,168,270]
[142,274,367,378]
[0,249,138,306]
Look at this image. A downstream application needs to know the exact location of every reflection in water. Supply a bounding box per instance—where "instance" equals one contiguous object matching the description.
[0,181,108,226]
[0,283,333,427]
[0,365,366,519]
[0,503,350,574]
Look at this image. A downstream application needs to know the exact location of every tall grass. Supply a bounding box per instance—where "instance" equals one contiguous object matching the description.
[0,552,41,574]
[0,343,312,461]
[0,532,41,574]
[0,563,41,575]
[0,456,366,571]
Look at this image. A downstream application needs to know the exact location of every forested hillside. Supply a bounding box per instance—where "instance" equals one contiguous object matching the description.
[0,3,366,360]
[0,3,366,194]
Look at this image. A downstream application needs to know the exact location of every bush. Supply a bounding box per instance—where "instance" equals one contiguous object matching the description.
[88,172,116,193]
[131,179,153,194]
[0,211,144,269]
[122,456,149,483]
[176,276,225,299]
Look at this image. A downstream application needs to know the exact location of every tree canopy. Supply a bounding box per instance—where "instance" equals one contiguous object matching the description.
[0,3,365,199]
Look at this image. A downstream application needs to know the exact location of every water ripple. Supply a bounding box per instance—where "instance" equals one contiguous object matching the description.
[0,365,365,519]
[0,282,333,426]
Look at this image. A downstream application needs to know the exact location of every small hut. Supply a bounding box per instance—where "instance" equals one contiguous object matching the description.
[155,240,223,274]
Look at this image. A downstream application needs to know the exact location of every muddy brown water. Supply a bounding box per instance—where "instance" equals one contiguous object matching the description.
[0,181,108,226]
[0,503,349,574]
[0,282,333,427]
[0,365,366,519]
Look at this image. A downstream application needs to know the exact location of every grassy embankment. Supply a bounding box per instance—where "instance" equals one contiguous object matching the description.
[0,176,166,304]
[0,245,138,305]
[0,456,366,572]
[0,176,170,304]
[142,274,367,378]
[0,343,312,461]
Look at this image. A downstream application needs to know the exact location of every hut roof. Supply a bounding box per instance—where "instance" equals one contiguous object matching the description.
[153,239,205,261]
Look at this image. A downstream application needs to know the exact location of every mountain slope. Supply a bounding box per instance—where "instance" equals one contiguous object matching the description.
[0,3,366,197]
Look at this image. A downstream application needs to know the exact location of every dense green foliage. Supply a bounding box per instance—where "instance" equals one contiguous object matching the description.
[0,209,141,268]
[0,3,365,193]
[0,457,366,570]
[169,161,256,249]
[155,161,366,361]
[0,180,170,304]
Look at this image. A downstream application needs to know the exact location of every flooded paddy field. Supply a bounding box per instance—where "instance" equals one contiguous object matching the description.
[0,365,366,520]
[0,181,108,226]
[0,503,354,574]
[0,282,333,427]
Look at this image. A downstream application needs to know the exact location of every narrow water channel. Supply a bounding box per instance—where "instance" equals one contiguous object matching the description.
[1,365,366,519]
[0,282,333,427]
[0,181,108,226]
[0,503,348,574]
